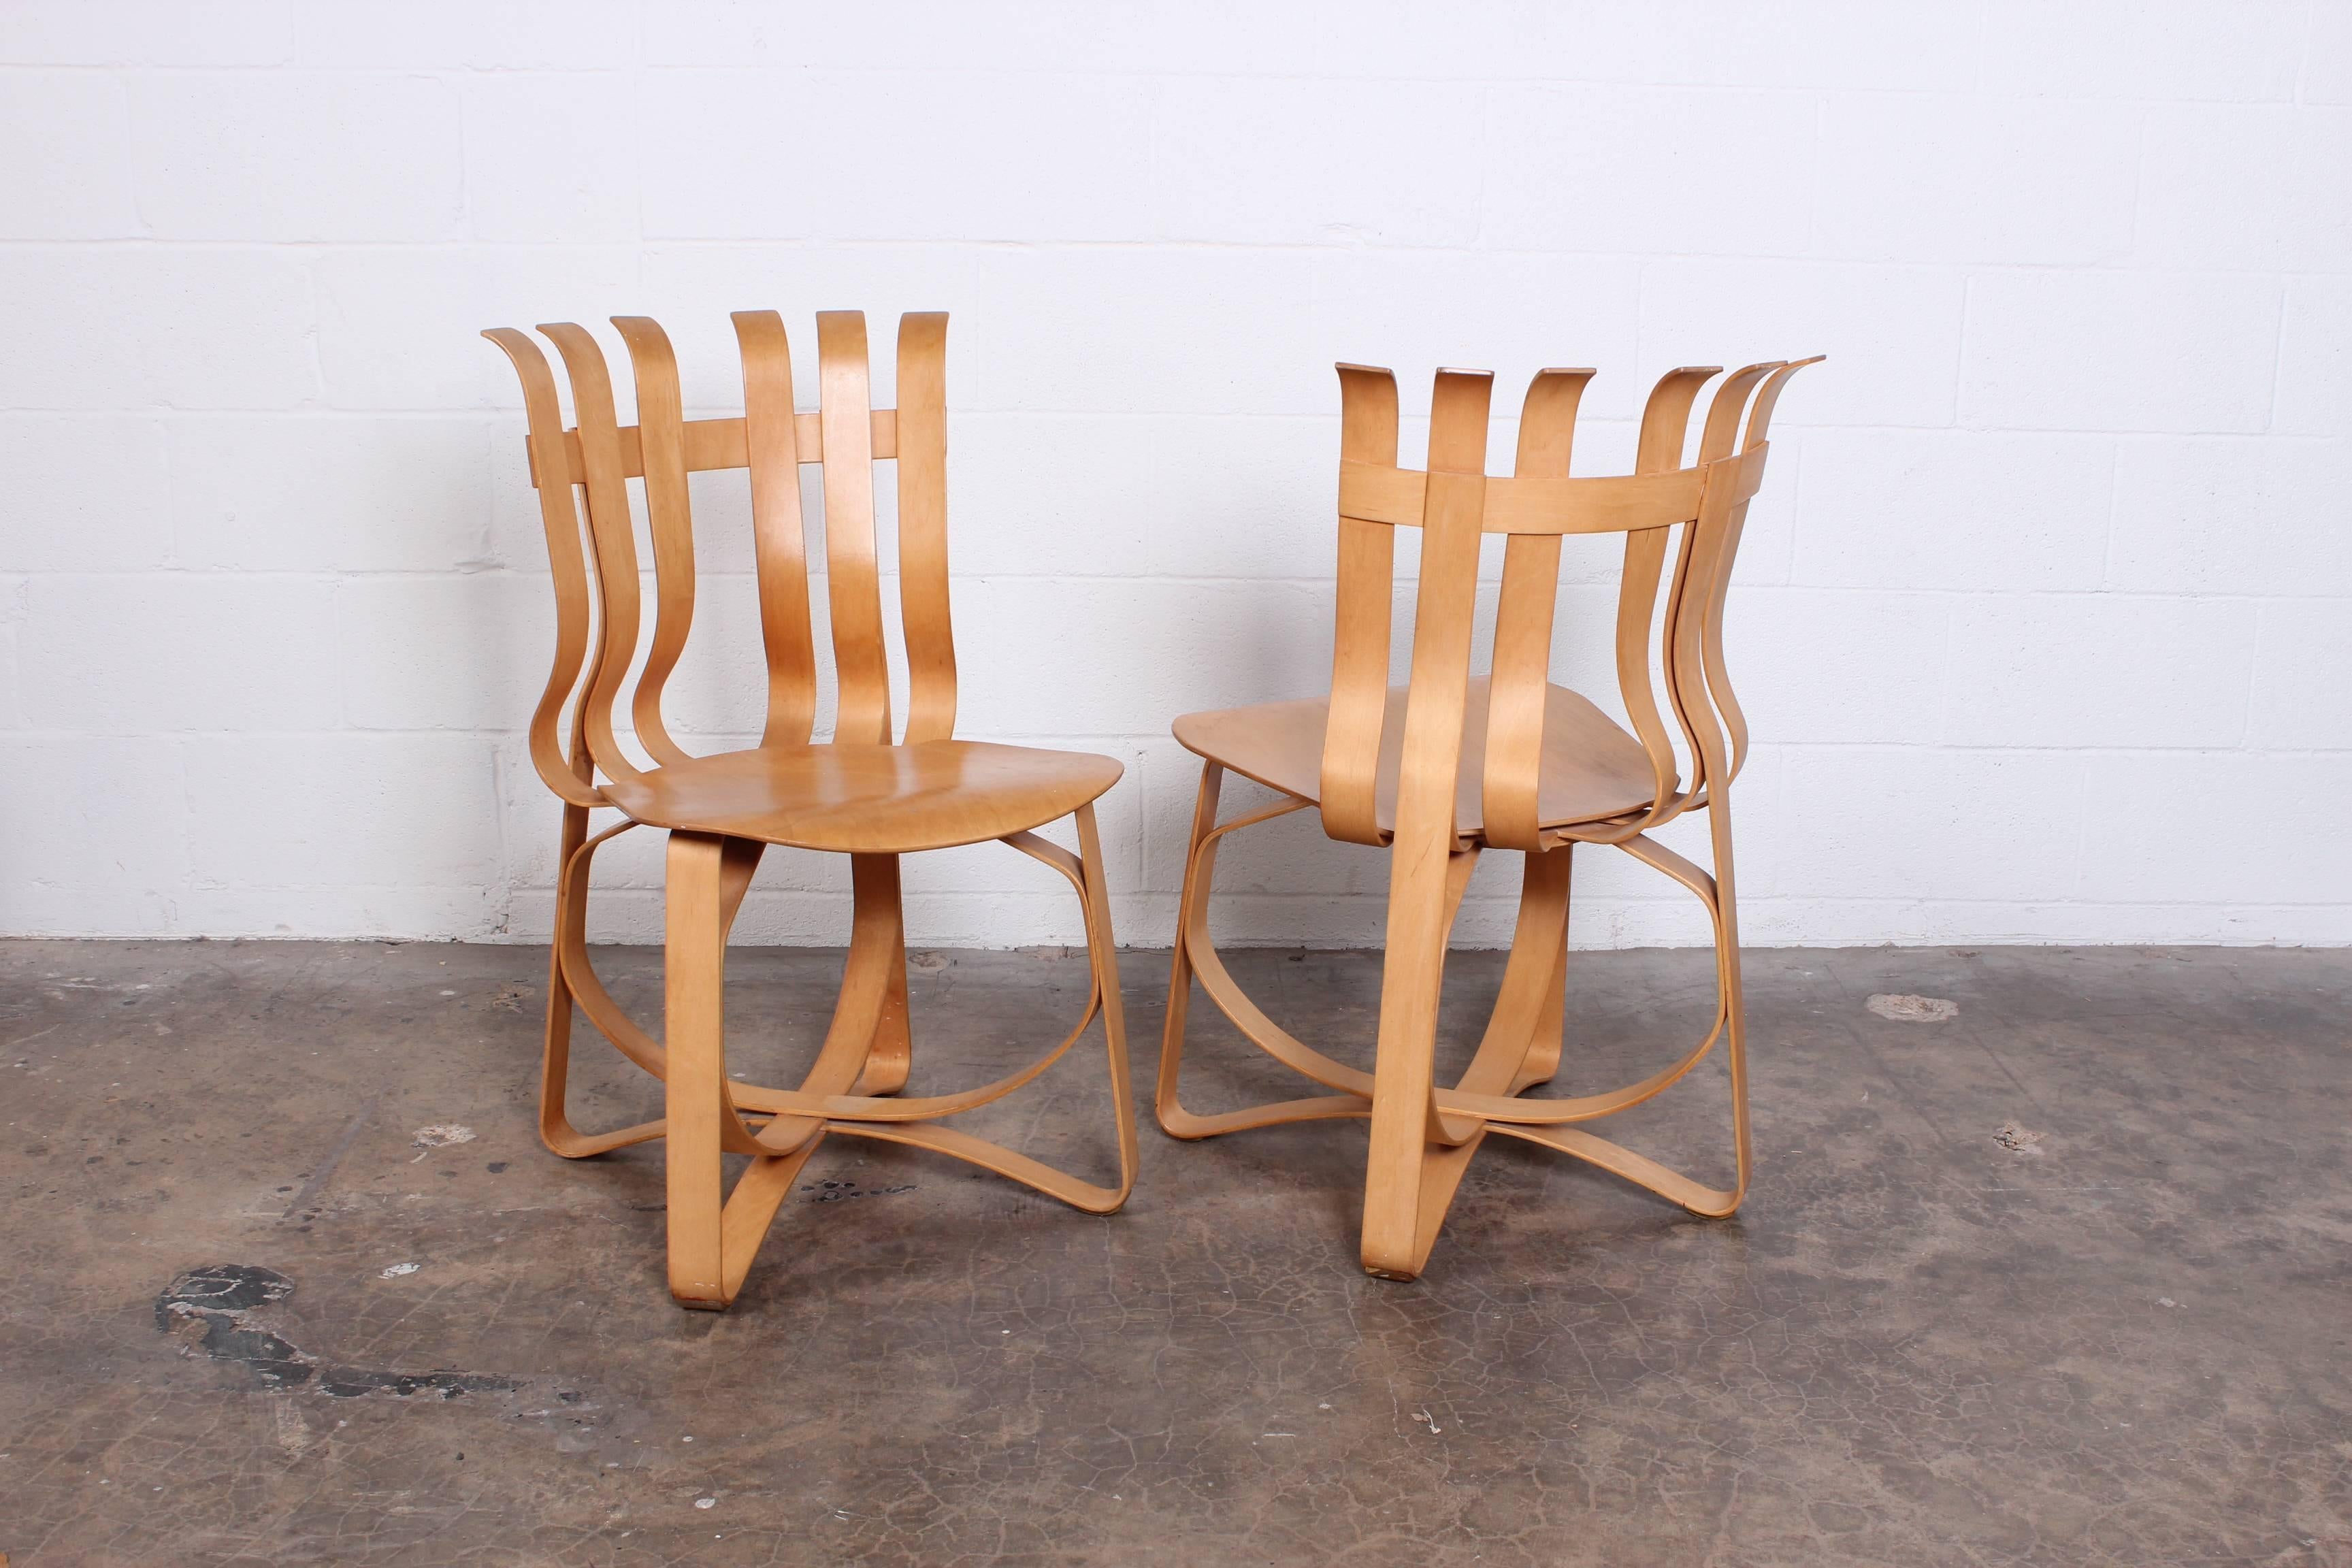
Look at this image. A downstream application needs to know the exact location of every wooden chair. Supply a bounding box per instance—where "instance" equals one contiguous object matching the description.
[483,311,1136,1309]
[1159,355,1818,1279]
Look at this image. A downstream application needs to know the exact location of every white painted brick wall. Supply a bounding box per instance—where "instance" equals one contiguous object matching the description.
[1,1,2345,948]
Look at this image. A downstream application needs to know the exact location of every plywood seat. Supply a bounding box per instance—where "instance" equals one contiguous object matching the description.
[1173,678,1654,842]
[603,741,1124,854]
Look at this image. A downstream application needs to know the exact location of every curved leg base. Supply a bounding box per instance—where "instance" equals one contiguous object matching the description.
[547,804,1137,1311]
[1158,759,1754,1277]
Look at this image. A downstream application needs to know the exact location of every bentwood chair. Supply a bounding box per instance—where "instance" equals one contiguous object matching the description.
[484,311,1136,1309]
[1160,355,1818,1279]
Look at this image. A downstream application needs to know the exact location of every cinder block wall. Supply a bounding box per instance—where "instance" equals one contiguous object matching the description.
[2,2,2346,948]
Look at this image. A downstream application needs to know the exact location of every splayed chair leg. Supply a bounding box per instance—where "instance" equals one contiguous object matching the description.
[663,830,730,1309]
[538,801,595,1156]
[1709,803,1754,1212]
[1359,847,1484,1281]
[1156,761,1224,1137]
[1510,844,1572,1095]
[1075,802,1141,1197]
[849,853,914,1096]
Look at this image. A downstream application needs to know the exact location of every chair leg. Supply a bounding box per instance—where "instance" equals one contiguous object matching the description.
[1709,804,1754,1209]
[853,850,913,1096]
[1360,847,1480,1281]
[1511,843,1572,1096]
[1156,760,1223,1138]
[664,830,730,1309]
[823,811,1139,1213]
[1075,802,1140,1203]
[538,801,594,1156]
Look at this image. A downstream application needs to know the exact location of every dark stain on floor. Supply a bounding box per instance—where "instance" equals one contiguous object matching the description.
[1,939,2348,1566]
[156,1262,522,1401]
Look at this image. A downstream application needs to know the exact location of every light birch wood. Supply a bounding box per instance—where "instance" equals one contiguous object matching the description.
[1160,354,1820,1279]
[485,311,1136,1309]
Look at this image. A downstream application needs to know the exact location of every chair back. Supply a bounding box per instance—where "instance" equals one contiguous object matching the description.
[483,312,954,806]
[1319,357,1819,855]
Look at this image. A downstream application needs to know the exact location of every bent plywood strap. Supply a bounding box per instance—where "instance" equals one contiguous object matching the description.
[483,311,1134,1310]
[1162,353,1820,1281]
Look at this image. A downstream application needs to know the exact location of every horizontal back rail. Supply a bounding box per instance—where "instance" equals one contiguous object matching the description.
[1338,461,1709,536]
[536,410,900,487]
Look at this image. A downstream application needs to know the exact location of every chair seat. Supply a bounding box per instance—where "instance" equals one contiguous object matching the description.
[602,740,1124,853]
[1172,679,1658,840]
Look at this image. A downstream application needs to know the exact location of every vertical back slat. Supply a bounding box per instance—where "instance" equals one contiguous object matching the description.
[540,322,647,785]
[1482,368,1592,850]
[482,328,605,807]
[1319,364,1401,847]
[815,311,893,745]
[612,316,696,768]
[1390,370,1494,860]
[1695,362,1782,466]
[1741,354,1823,453]
[1701,356,1825,779]
[1668,457,1752,799]
[1664,364,1778,797]
[895,312,958,745]
[1362,368,1493,1271]
[1610,366,1721,822]
[731,310,819,747]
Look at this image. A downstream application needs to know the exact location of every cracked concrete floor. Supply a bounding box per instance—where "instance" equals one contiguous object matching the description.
[1,940,2347,1566]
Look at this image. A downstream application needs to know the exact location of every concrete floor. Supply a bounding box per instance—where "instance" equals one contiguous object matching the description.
[1,940,2347,1567]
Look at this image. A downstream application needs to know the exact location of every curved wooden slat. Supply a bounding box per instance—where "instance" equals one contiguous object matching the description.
[612,316,697,769]
[1483,368,1591,850]
[1433,830,1724,1128]
[1695,361,1783,465]
[480,329,606,809]
[747,851,909,1152]
[1319,363,1401,847]
[538,802,664,1157]
[539,322,647,786]
[816,310,892,745]
[716,1137,828,1303]
[1636,365,1720,474]
[1665,367,1778,800]
[1488,1122,1738,1217]
[1597,365,1723,842]
[1667,451,1769,807]
[555,821,668,1076]
[731,310,819,747]
[1671,363,1784,796]
[1705,357,1823,777]
[1179,796,1373,1098]
[896,312,958,745]
[826,1120,1129,1213]
[738,822,1115,1128]
[1155,760,1226,1137]
[1512,846,1571,1095]
[1742,355,1825,453]
[1452,843,1573,1094]
[664,830,731,1306]
[1611,525,1679,832]
[736,984,1101,1127]
[1171,797,1732,1132]
[1160,1094,1371,1137]
[1362,367,1492,1278]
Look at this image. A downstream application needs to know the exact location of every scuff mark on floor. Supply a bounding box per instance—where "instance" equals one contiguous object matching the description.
[155,1262,524,1400]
